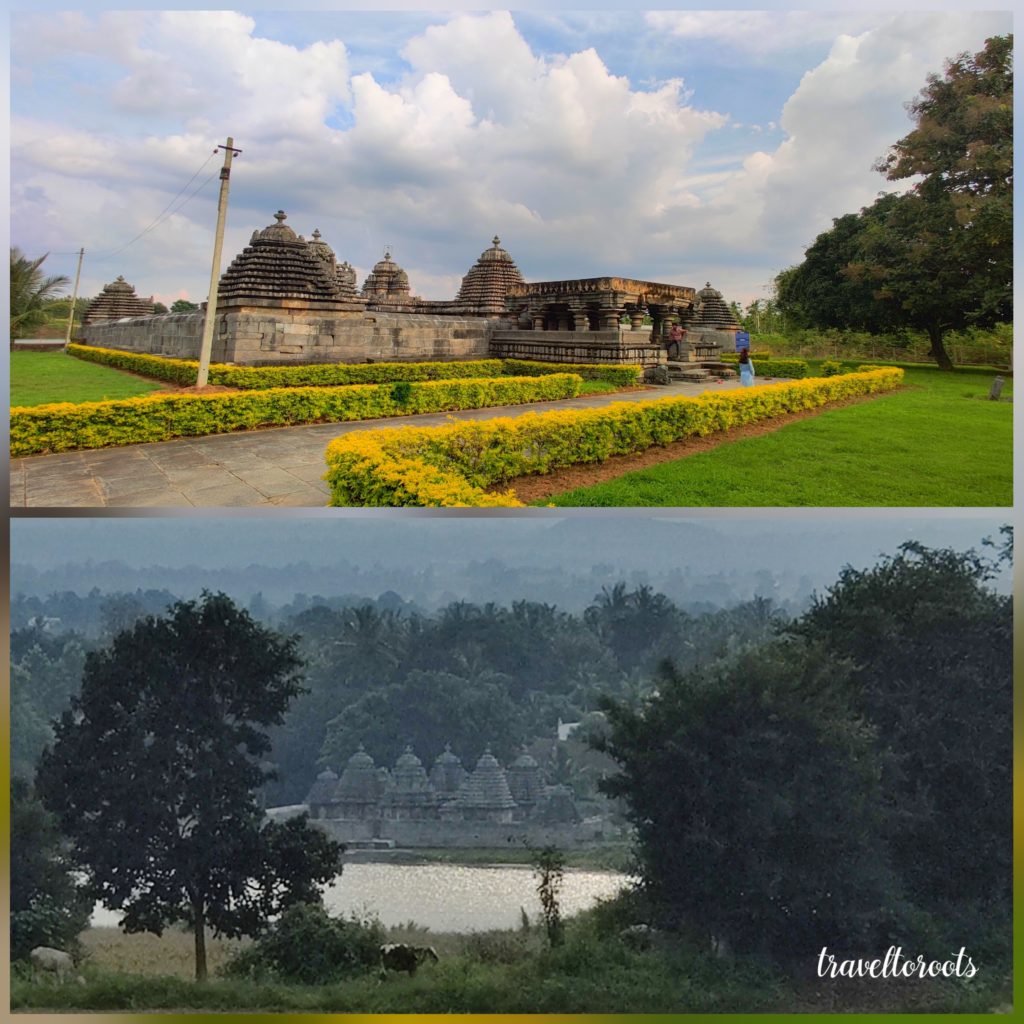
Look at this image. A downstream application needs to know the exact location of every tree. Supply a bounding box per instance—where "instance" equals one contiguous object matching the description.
[532,846,566,947]
[790,540,1012,915]
[777,36,1012,368]
[153,301,169,314]
[171,298,200,313]
[10,248,69,338]
[10,777,93,962]
[35,593,344,981]
[596,645,898,956]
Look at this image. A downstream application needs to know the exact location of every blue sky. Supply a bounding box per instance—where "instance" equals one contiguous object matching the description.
[9,9,1011,306]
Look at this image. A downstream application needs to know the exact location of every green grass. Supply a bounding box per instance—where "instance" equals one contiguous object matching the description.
[10,351,165,407]
[11,909,1010,1014]
[543,365,1012,507]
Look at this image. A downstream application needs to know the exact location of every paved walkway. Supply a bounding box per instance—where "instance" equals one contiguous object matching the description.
[11,379,744,508]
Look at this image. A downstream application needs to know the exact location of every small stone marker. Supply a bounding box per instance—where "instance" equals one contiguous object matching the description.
[988,376,1005,401]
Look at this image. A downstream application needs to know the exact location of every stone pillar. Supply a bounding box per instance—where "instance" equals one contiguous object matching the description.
[628,305,645,331]
[649,310,666,346]
[570,304,590,331]
[598,305,624,331]
[531,307,545,331]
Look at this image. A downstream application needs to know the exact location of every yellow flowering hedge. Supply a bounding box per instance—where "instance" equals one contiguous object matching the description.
[68,344,640,388]
[11,375,582,456]
[324,368,904,507]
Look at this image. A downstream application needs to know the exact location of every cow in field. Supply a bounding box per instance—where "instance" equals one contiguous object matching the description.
[29,947,75,983]
[379,943,439,978]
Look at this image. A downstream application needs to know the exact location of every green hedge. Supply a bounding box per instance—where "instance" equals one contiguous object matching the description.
[499,359,642,385]
[324,368,905,507]
[68,345,642,389]
[11,375,582,456]
[717,354,807,378]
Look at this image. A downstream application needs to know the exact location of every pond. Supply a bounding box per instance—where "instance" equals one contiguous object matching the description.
[91,862,629,933]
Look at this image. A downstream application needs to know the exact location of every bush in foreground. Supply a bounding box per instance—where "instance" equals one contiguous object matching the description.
[324,369,904,506]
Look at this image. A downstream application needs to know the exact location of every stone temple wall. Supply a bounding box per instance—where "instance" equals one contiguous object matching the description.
[79,310,507,365]
[307,815,609,850]
[489,329,665,367]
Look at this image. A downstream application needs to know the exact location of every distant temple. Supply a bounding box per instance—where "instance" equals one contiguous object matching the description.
[82,276,155,326]
[78,209,741,371]
[300,743,608,849]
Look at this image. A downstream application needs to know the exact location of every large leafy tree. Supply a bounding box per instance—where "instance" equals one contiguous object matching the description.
[777,35,1012,369]
[10,248,70,338]
[597,644,897,956]
[35,593,343,981]
[10,777,93,962]
[790,539,1012,916]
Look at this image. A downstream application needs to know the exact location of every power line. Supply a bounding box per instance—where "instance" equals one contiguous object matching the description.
[40,149,222,259]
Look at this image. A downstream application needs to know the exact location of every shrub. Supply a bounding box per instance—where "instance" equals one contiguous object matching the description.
[819,359,843,377]
[10,375,582,456]
[500,359,642,386]
[323,369,904,506]
[221,902,385,984]
[719,355,807,377]
[68,344,642,389]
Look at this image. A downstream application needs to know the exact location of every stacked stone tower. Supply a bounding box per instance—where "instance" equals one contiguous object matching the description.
[361,248,418,311]
[690,282,741,331]
[457,747,518,823]
[83,276,155,325]
[454,236,526,315]
[216,211,364,312]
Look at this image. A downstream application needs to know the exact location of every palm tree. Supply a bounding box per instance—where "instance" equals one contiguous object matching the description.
[10,248,69,339]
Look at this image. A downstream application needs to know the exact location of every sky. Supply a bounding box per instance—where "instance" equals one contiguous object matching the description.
[9,8,1012,308]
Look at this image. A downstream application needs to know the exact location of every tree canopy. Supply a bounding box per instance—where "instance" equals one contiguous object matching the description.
[598,537,1011,957]
[10,777,93,962]
[10,248,69,338]
[35,593,343,980]
[777,35,1012,368]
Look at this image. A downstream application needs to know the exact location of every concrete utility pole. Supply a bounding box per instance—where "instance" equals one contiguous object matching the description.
[196,137,241,387]
[63,247,84,348]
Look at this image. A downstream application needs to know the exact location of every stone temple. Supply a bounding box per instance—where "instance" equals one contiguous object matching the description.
[82,276,155,326]
[78,210,742,370]
[299,743,609,849]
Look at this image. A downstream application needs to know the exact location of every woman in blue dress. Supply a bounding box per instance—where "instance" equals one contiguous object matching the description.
[738,348,755,387]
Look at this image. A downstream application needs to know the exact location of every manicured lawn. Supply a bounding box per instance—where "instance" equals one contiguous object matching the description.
[544,366,1012,507]
[10,351,165,407]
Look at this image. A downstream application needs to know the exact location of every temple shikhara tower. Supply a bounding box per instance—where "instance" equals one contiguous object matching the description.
[82,276,155,326]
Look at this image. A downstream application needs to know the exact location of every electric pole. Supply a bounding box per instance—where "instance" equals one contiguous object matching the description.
[196,137,241,387]
[63,247,84,348]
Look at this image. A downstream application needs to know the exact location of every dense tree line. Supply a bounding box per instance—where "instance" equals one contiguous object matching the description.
[599,536,1011,959]
[11,586,785,805]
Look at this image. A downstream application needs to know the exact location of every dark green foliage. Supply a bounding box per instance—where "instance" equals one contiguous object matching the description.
[170,299,200,313]
[777,36,1012,369]
[222,902,385,984]
[389,380,413,405]
[790,541,1011,915]
[819,359,842,377]
[321,669,526,769]
[10,777,92,961]
[10,248,69,336]
[597,646,897,955]
[35,593,343,980]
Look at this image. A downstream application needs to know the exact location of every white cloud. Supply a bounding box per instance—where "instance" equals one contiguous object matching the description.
[9,10,1014,307]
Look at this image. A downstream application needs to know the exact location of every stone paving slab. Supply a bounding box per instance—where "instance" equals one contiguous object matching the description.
[10,379,744,508]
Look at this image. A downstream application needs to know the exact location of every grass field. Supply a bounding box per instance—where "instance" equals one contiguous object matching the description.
[543,365,1012,507]
[10,351,164,406]
[12,913,1010,1014]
